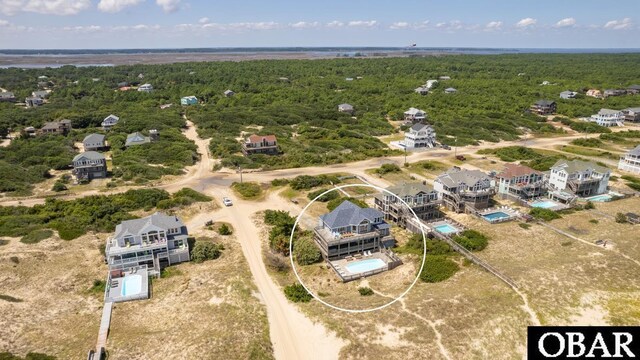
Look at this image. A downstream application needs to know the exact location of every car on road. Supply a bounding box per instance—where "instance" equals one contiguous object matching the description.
[222,197,233,206]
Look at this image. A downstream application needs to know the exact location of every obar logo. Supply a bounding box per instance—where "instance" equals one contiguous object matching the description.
[528,327,639,359]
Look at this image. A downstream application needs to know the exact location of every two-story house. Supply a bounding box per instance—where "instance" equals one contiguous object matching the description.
[101,114,120,130]
[0,91,16,102]
[72,151,107,181]
[242,134,279,155]
[40,119,72,135]
[589,109,625,127]
[549,159,610,197]
[622,107,640,123]
[374,182,441,229]
[314,201,395,260]
[530,100,557,115]
[105,212,190,275]
[138,83,153,93]
[83,133,106,151]
[404,107,427,122]
[434,168,495,213]
[25,97,44,107]
[496,163,546,200]
[618,145,640,175]
[181,96,198,105]
[403,123,437,149]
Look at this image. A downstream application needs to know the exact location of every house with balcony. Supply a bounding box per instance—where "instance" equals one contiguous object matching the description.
[25,97,44,107]
[242,134,278,155]
[40,119,72,135]
[622,107,640,123]
[101,114,120,130]
[374,182,441,230]
[138,83,153,93]
[83,133,106,151]
[589,109,625,127]
[181,96,198,105]
[496,163,546,201]
[314,201,395,260]
[618,145,640,175]
[338,103,355,114]
[0,91,16,102]
[434,168,495,213]
[549,159,610,197]
[404,107,427,122]
[72,151,107,181]
[530,100,557,116]
[402,122,437,149]
[105,212,190,275]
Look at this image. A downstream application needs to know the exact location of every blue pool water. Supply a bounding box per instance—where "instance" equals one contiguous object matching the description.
[482,211,511,222]
[531,201,558,209]
[434,224,459,234]
[121,275,142,297]
[586,194,612,202]
[345,258,386,274]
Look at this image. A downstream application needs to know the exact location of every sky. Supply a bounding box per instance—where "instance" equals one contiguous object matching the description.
[0,0,639,49]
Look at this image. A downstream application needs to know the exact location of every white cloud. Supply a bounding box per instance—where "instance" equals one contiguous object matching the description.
[435,20,464,31]
[604,18,632,30]
[554,17,576,28]
[0,19,9,26]
[198,17,209,24]
[485,21,502,31]
[156,0,180,13]
[326,20,344,28]
[389,21,409,30]
[290,21,320,29]
[1,0,91,16]
[347,20,378,28]
[97,0,143,13]
[516,17,537,28]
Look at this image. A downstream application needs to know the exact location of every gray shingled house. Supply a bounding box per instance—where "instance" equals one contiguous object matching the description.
[125,132,151,147]
[313,201,395,260]
[83,133,106,151]
[105,212,190,275]
[374,182,441,230]
[72,151,107,181]
[434,168,495,213]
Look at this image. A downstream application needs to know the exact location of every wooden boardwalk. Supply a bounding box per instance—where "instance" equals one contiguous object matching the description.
[95,301,113,354]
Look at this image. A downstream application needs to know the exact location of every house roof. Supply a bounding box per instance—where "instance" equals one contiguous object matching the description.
[624,107,640,113]
[103,114,119,122]
[405,107,426,115]
[41,122,62,130]
[534,100,556,106]
[126,132,150,146]
[114,212,185,239]
[551,159,609,174]
[385,182,435,198]
[598,108,622,115]
[410,122,433,132]
[73,151,105,162]
[32,90,49,98]
[83,133,105,144]
[224,89,234,94]
[0,91,15,98]
[338,103,354,109]
[320,201,383,229]
[496,163,542,179]
[248,134,277,143]
[445,87,457,92]
[627,145,640,156]
[628,85,640,90]
[436,168,491,188]
[560,91,576,95]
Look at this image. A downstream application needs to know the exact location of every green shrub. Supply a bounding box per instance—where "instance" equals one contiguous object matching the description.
[0,294,23,303]
[294,236,322,266]
[584,201,595,209]
[419,255,459,283]
[530,208,562,221]
[289,175,341,190]
[284,283,312,303]
[90,279,106,294]
[571,138,603,148]
[231,181,263,199]
[191,240,223,263]
[51,181,67,192]
[396,234,452,256]
[218,223,232,235]
[327,197,368,211]
[20,229,54,244]
[374,163,401,175]
[307,188,339,202]
[589,219,599,224]
[453,230,489,252]
[0,352,57,360]
[615,213,628,224]
[518,223,532,230]
[478,146,542,162]
[0,239,8,246]
[264,210,295,226]
[271,178,290,187]
[358,287,374,296]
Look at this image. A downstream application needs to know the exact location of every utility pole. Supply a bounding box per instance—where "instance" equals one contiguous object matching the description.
[238,165,243,183]
[404,147,407,165]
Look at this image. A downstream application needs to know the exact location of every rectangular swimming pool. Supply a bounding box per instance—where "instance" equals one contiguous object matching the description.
[434,224,459,234]
[345,258,386,274]
[121,274,143,297]
[531,201,558,209]
[482,211,511,222]
[586,194,612,202]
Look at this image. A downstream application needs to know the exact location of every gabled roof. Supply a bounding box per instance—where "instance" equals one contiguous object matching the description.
[338,103,354,109]
[496,163,542,179]
[73,151,105,162]
[126,132,151,146]
[551,159,609,174]
[436,168,491,188]
[41,122,62,130]
[405,107,426,115]
[534,100,556,106]
[628,85,640,90]
[410,122,433,132]
[320,201,382,229]
[385,182,435,198]
[0,91,15,98]
[624,107,640,113]
[597,108,622,115]
[627,145,640,156]
[445,87,457,92]
[114,212,185,239]
[247,134,277,143]
[83,133,105,144]
[103,114,119,122]
[224,89,234,94]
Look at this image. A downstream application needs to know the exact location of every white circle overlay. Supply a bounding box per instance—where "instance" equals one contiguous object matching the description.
[288,183,427,313]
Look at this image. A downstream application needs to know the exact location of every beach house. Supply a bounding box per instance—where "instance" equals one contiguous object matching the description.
[0,91,16,102]
[403,123,437,149]
[83,133,106,151]
[549,159,610,197]
[414,86,429,95]
[618,145,640,175]
[101,114,120,131]
[560,91,577,99]
[374,182,441,229]
[25,97,44,107]
[622,107,640,123]
[138,83,153,93]
[589,109,625,127]
[125,132,151,147]
[530,100,557,115]
[40,119,72,136]
[242,134,279,155]
[495,163,546,201]
[224,89,235,97]
[72,151,107,181]
[434,168,495,213]
[105,212,190,274]
[338,103,355,114]
[181,96,198,106]
[586,89,603,99]
[404,107,427,122]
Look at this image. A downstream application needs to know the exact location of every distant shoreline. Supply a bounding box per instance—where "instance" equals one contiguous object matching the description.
[1,47,639,68]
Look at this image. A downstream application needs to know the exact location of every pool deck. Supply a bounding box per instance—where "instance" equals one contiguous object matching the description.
[477,206,521,224]
[329,250,402,282]
[105,267,150,303]
[427,219,466,235]
[528,200,571,211]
